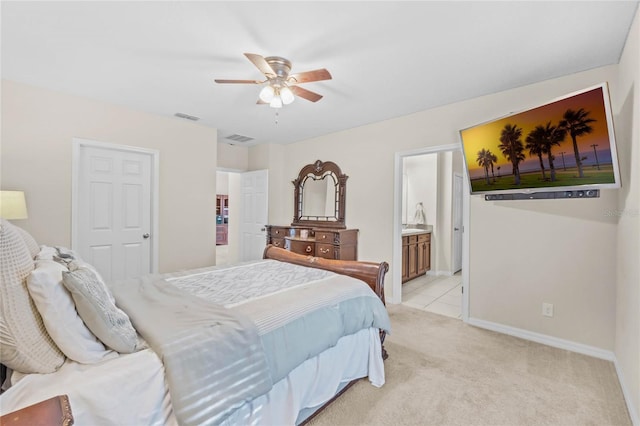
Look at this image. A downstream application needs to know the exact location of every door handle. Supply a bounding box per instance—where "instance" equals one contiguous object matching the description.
[454,227,460,231]
[143,233,150,239]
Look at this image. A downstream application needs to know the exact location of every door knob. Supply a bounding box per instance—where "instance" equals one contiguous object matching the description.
[143,233,150,239]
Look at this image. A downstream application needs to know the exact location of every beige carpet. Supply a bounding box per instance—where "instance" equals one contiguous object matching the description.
[309,304,631,426]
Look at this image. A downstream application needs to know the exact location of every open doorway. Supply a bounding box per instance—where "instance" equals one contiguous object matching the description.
[393,144,470,322]
[215,169,269,266]
[215,170,239,266]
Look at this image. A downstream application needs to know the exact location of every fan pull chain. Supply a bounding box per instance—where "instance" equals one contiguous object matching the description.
[274,110,279,125]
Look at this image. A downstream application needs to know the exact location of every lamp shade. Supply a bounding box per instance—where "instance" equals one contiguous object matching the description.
[269,96,283,109]
[280,86,295,105]
[0,191,28,220]
[259,85,275,103]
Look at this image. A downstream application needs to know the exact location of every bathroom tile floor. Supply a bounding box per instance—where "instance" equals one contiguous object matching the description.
[401,272,462,319]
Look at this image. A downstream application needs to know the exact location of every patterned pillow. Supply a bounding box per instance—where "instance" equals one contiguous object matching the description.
[0,219,65,373]
[13,225,39,259]
[27,259,117,363]
[62,265,138,354]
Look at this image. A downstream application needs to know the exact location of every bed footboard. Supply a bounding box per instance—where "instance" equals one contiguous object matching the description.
[263,245,388,304]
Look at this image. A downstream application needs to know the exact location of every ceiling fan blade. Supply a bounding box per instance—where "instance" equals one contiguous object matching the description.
[288,68,332,84]
[244,53,276,77]
[256,98,268,105]
[214,79,262,84]
[290,86,323,102]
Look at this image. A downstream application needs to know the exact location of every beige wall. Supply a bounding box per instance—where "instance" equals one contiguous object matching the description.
[403,154,438,228]
[217,142,248,171]
[435,151,454,274]
[614,8,640,423]
[1,80,218,273]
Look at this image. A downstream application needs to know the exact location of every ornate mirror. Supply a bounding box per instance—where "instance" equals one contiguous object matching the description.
[292,160,347,229]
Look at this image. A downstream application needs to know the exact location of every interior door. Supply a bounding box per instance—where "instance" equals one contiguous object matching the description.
[239,169,268,262]
[452,173,463,273]
[75,142,155,282]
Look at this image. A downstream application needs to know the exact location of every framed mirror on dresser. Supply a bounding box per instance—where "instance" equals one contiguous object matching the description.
[266,160,359,260]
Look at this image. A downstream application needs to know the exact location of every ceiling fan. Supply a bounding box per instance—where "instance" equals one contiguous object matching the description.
[214,53,332,108]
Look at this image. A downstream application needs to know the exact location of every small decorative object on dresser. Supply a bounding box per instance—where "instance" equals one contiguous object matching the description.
[267,160,359,260]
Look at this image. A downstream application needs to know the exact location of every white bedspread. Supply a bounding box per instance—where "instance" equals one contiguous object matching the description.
[111,275,273,426]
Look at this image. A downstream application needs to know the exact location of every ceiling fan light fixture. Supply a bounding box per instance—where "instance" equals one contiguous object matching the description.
[215,53,331,107]
[269,95,283,109]
[259,85,275,102]
[280,86,295,105]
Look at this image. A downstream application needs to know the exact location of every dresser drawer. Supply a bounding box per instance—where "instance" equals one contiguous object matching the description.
[270,238,285,249]
[269,227,289,238]
[315,231,338,244]
[288,240,315,256]
[316,243,339,259]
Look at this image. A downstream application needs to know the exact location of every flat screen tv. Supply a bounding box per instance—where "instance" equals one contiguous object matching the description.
[459,82,620,196]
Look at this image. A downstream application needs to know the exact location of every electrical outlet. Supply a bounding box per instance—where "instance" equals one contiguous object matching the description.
[542,303,554,317]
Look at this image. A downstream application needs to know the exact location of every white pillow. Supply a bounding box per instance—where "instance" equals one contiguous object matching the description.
[27,259,117,364]
[62,266,138,354]
[35,245,57,261]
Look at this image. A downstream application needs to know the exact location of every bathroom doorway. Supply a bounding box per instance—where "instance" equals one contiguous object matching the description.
[393,144,469,322]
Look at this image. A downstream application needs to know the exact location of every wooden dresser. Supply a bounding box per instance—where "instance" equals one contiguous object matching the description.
[266,225,358,261]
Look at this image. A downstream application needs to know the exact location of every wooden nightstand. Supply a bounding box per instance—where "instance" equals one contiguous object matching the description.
[0,395,73,426]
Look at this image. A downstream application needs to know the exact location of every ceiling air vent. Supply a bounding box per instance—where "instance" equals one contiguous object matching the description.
[225,134,254,143]
[174,112,200,121]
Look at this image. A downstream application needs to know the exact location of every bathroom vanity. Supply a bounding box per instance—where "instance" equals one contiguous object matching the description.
[402,228,431,283]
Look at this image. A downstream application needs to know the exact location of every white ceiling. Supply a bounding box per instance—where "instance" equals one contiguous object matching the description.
[1,1,637,146]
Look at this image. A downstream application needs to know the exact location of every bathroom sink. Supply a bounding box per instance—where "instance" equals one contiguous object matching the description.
[401,228,426,235]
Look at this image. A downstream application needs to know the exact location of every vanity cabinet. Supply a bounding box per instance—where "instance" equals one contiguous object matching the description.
[402,232,431,283]
[266,226,358,260]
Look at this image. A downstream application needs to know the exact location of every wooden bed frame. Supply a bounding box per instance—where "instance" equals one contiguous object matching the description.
[263,245,390,425]
[263,245,389,305]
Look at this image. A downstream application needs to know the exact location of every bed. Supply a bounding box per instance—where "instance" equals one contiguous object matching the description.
[0,218,390,425]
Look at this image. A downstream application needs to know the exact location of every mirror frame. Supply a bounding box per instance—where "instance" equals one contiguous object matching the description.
[292,160,348,229]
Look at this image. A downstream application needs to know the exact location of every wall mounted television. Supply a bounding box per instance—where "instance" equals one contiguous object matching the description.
[459,82,621,197]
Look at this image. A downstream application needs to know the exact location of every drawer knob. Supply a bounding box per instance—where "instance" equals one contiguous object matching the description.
[274,241,280,247]
[322,235,326,239]
[320,247,330,254]
[305,246,312,253]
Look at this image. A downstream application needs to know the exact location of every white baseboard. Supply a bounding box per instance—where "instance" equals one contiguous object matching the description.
[613,356,640,426]
[427,270,454,277]
[467,317,615,360]
[468,317,639,424]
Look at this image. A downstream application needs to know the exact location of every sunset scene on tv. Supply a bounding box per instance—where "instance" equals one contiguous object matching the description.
[460,85,618,194]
